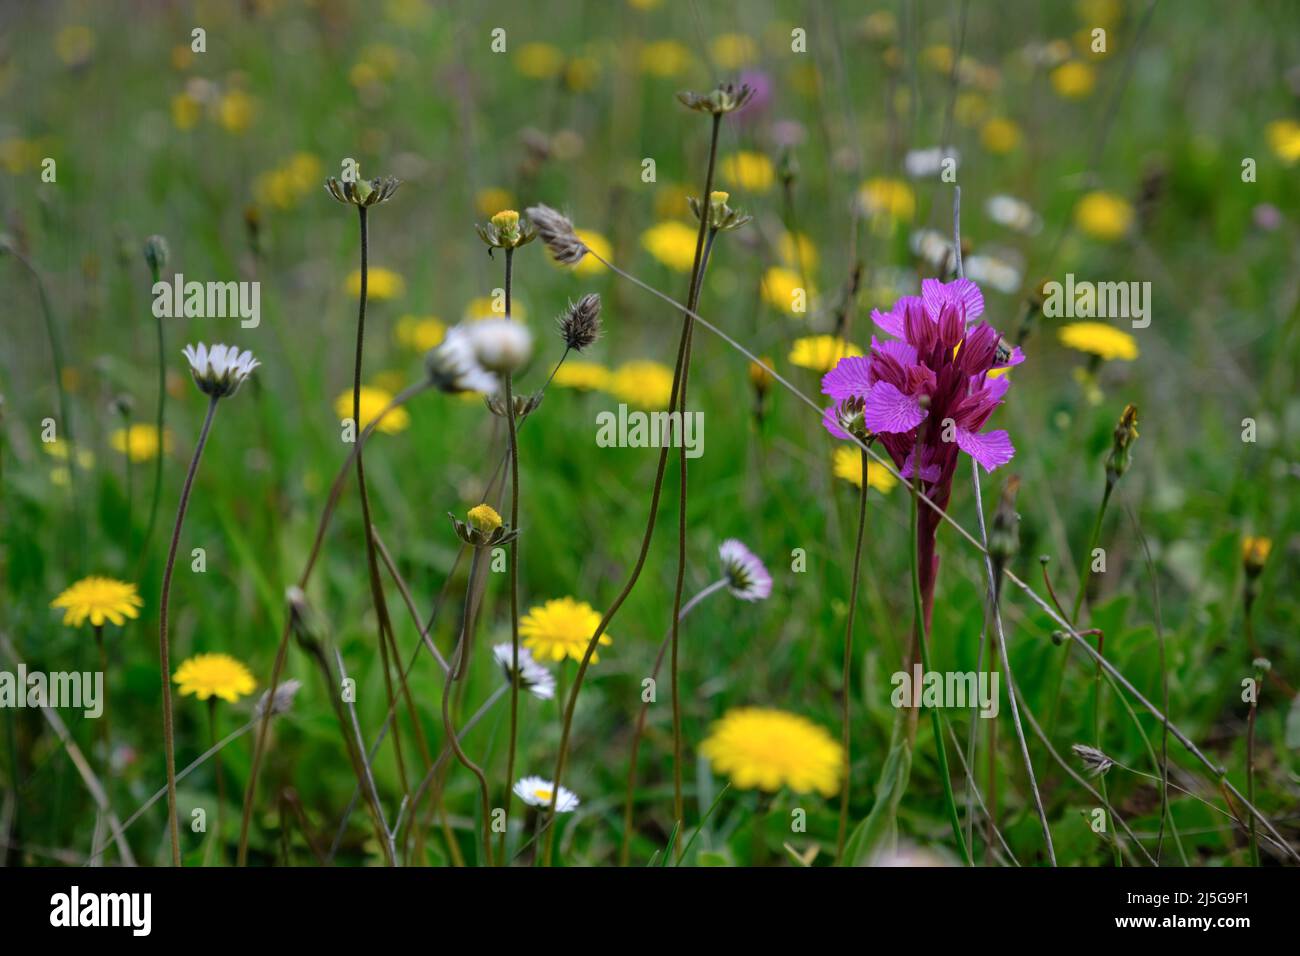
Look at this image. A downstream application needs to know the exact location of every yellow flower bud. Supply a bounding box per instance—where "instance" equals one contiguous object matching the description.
[709,190,730,206]
[1242,536,1272,576]
[468,503,503,533]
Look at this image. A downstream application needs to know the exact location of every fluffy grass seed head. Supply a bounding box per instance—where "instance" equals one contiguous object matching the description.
[520,597,611,664]
[1058,322,1139,361]
[558,293,603,352]
[700,707,844,796]
[51,576,144,628]
[492,643,556,700]
[182,343,259,398]
[513,775,579,812]
[173,653,256,703]
[334,385,410,434]
[525,204,588,265]
[1070,743,1115,777]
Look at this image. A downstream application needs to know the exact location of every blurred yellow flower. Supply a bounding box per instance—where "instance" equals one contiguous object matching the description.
[608,360,675,409]
[922,44,954,73]
[171,45,194,71]
[1242,536,1272,573]
[520,597,612,664]
[255,152,322,209]
[858,177,915,224]
[552,360,611,391]
[464,296,526,322]
[335,386,411,434]
[565,55,601,92]
[0,138,41,174]
[832,447,898,493]
[55,25,95,67]
[51,576,143,628]
[640,39,692,77]
[347,267,405,299]
[174,653,256,703]
[720,151,776,193]
[515,42,565,79]
[700,707,843,796]
[980,117,1021,154]
[476,187,514,217]
[1051,61,1096,98]
[778,231,818,273]
[1074,190,1133,242]
[171,92,203,131]
[762,266,813,315]
[395,315,446,351]
[788,335,863,372]
[217,89,255,133]
[572,229,611,276]
[42,439,94,469]
[1267,119,1300,165]
[111,424,172,463]
[628,0,661,8]
[711,33,758,69]
[1058,322,1139,361]
[641,221,699,272]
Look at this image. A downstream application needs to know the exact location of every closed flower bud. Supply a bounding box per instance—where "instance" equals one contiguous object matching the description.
[1104,403,1139,486]
[325,172,400,208]
[144,234,170,276]
[677,82,755,115]
[1242,536,1271,578]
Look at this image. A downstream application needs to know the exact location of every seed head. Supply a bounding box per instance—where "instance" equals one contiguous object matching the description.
[525,203,588,265]
[559,293,602,352]
[677,82,755,115]
[325,172,401,208]
[1070,743,1115,777]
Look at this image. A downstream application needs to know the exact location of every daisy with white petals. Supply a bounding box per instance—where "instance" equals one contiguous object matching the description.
[182,343,260,398]
[493,643,556,700]
[718,538,774,602]
[157,341,259,866]
[513,775,580,812]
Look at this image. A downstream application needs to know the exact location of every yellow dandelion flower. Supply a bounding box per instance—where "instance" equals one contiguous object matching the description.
[1242,536,1272,573]
[42,439,94,469]
[520,597,612,664]
[110,424,172,463]
[762,266,813,315]
[51,576,144,628]
[571,229,611,276]
[700,707,843,796]
[476,187,514,217]
[608,360,675,409]
[552,360,611,391]
[1050,61,1095,98]
[1058,322,1139,361]
[467,503,503,533]
[395,315,446,351]
[347,267,406,300]
[335,386,411,434]
[719,151,776,193]
[654,183,693,220]
[778,231,819,273]
[711,33,758,69]
[1074,190,1133,242]
[217,89,255,133]
[832,447,898,493]
[515,42,565,79]
[171,44,194,71]
[788,335,863,373]
[641,221,699,272]
[1267,119,1300,165]
[980,117,1021,154]
[640,39,692,77]
[173,653,255,703]
[171,92,202,131]
[55,25,95,67]
[858,177,916,224]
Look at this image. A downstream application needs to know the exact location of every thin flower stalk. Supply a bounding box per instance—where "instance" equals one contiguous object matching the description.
[834,447,869,862]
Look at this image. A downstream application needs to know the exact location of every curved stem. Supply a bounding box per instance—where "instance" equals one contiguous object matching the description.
[619,578,726,865]
[834,448,869,862]
[159,394,219,866]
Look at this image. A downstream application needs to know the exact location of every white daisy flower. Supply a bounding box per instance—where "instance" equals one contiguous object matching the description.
[466,318,533,374]
[904,146,959,179]
[964,250,1024,294]
[426,324,499,394]
[984,195,1042,235]
[718,538,773,602]
[513,775,579,812]
[182,343,260,398]
[492,643,556,700]
[909,228,957,272]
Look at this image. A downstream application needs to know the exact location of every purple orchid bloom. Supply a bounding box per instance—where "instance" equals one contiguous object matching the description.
[821,276,1021,484]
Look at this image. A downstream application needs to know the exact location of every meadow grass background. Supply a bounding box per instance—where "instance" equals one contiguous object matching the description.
[1,0,1298,866]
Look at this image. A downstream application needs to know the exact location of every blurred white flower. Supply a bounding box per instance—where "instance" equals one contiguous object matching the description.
[493,643,556,700]
[984,194,1042,235]
[466,318,533,374]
